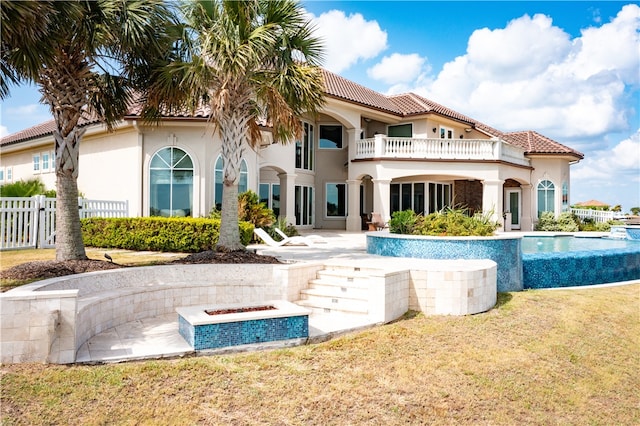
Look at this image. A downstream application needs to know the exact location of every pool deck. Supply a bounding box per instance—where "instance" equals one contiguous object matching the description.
[76,230,626,364]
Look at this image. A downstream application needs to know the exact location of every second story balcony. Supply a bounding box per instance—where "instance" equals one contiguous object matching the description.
[354,135,530,167]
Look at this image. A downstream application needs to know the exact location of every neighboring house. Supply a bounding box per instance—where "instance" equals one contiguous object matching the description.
[0,69,583,231]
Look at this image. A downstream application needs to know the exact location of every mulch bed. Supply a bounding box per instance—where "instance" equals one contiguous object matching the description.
[0,250,282,282]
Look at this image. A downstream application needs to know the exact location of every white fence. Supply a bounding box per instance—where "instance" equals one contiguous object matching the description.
[570,208,615,223]
[0,196,128,250]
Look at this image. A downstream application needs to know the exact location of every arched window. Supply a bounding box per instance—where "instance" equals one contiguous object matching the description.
[149,147,193,217]
[537,179,555,218]
[213,156,248,210]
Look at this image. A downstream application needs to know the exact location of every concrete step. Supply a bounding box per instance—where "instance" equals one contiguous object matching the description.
[295,298,368,315]
[302,284,368,300]
[314,271,371,286]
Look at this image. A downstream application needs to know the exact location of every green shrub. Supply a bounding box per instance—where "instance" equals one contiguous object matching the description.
[389,207,499,237]
[536,211,579,231]
[269,217,299,238]
[209,190,275,228]
[81,217,254,252]
[0,179,47,197]
[389,210,419,234]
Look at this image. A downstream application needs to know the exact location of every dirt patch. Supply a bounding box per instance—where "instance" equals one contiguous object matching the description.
[0,250,281,283]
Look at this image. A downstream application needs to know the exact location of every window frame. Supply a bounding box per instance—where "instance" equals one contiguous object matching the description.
[295,122,314,170]
[149,146,194,217]
[318,124,343,150]
[213,155,248,211]
[325,182,347,218]
[32,154,40,173]
[387,123,413,138]
[537,179,556,218]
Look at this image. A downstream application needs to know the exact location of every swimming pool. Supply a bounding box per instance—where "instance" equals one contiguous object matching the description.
[522,236,640,289]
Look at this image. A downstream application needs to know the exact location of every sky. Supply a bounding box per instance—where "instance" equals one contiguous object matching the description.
[1,1,639,211]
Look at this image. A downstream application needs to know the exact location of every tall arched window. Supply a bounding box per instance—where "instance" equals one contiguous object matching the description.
[537,179,555,218]
[213,156,248,210]
[149,147,193,217]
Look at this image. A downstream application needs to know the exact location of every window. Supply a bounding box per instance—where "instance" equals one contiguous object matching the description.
[33,154,40,172]
[295,122,314,170]
[319,125,342,149]
[390,182,442,215]
[295,185,314,226]
[440,126,454,139]
[214,156,247,210]
[42,152,50,171]
[537,180,555,218]
[428,182,452,213]
[326,183,346,217]
[562,181,568,212]
[388,123,412,138]
[259,183,280,217]
[149,147,194,217]
[0,168,4,182]
[6,167,12,181]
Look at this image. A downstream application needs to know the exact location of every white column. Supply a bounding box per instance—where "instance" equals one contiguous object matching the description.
[346,179,362,231]
[520,184,533,231]
[372,179,391,223]
[482,179,504,225]
[278,173,296,224]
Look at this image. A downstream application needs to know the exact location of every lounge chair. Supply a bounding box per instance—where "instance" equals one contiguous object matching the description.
[366,213,388,231]
[274,228,327,244]
[253,228,314,247]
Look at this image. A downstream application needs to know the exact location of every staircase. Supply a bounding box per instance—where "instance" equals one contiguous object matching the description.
[295,264,374,318]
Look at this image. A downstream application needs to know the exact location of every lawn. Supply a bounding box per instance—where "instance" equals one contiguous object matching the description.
[1,283,638,425]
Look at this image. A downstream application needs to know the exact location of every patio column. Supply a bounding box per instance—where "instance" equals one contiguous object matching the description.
[346,179,362,231]
[278,172,296,224]
[520,184,533,231]
[372,179,391,224]
[482,179,504,225]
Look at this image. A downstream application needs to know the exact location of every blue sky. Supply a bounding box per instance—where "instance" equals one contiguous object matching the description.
[1,1,639,211]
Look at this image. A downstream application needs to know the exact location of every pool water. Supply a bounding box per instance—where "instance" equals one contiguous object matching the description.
[522,236,637,253]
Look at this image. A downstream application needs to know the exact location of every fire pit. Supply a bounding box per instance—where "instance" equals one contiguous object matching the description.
[177,300,311,350]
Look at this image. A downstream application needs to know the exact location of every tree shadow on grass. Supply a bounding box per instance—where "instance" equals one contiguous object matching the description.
[495,292,513,308]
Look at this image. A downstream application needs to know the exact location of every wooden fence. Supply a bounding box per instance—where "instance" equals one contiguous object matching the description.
[0,196,128,250]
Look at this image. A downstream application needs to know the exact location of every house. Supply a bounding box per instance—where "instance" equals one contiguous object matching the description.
[0,69,583,232]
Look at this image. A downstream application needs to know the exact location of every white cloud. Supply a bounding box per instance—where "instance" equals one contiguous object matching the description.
[410,4,640,153]
[367,53,428,85]
[6,104,41,115]
[0,125,8,138]
[308,9,387,73]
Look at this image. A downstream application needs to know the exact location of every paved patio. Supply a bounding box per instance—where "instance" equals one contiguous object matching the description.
[77,231,380,363]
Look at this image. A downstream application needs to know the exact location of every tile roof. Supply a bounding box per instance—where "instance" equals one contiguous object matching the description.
[502,131,583,158]
[0,68,583,158]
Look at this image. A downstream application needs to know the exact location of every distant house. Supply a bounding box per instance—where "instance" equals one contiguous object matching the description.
[0,69,583,231]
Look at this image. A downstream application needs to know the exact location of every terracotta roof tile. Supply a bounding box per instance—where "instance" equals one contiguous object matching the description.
[502,131,583,158]
[321,69,400,114]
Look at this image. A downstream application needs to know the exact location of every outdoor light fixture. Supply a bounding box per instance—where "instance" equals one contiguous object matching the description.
[432,127,437,133]
[465,128,473,132]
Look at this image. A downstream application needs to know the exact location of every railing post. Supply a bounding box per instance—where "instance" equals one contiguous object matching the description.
[374,134,385,157]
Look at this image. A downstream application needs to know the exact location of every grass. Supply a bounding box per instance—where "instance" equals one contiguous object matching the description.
[1,284,639,425]
[0,248,188,291]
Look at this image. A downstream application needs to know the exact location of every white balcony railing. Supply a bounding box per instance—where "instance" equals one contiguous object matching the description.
[354,135,530,167]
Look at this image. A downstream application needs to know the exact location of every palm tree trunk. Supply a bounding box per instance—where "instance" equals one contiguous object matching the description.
[215,107,250,252]
[54,127,87,261]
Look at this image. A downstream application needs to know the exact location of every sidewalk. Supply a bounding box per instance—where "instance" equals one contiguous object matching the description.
[78,231,380,364]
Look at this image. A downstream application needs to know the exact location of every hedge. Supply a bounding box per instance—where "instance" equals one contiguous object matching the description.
[81,217,254,252]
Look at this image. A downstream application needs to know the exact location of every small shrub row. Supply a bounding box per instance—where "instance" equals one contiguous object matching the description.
[389,208,500,237]
[81,217,254,252]
[535,211,623,232]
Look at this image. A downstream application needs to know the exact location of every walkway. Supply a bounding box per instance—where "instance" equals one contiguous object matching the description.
[77,231,379,364]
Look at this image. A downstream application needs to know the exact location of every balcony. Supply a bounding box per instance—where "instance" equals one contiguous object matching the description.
[354,135,530,167]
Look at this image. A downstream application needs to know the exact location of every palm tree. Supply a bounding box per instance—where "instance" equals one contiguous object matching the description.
[146,0,325,252]
[1,0,176,260]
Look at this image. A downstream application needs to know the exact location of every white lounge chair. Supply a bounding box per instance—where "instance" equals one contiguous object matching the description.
[253,228,314,247]
[274,228,327,244]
